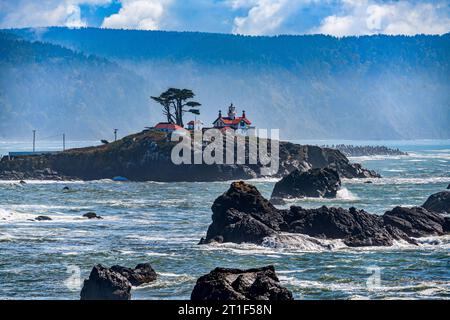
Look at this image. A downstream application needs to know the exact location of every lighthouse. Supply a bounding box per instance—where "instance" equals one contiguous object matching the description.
[227,103,236,120]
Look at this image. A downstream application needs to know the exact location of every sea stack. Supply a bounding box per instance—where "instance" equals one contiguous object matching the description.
[191,266,293,300]
[270,167,341,204]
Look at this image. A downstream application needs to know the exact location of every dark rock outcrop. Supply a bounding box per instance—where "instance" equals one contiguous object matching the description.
[110,263,157,286]
[447,184,450,189]
[80,264,131,300]
[0,130,378,182]
[83,212,102,219]
[80,263,157,300]
[35,215,52,221]
[270,168,340,203]
[191,265,293,300]
[200,181,449,247]
[422,191,450,214]
[383,206,447,237]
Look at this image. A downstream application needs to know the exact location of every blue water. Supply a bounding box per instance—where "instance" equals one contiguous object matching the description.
[0,140,449,300]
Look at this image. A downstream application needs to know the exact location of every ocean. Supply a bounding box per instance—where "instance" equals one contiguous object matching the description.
[0,140,449,299]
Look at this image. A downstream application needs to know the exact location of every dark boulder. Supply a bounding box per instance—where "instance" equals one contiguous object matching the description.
[191,265,293,300]
[447,184,450,189]
[383,206,446,237]
[270,168,341,203]
[200,181,448,248]
[83,212,103,219]
[62,186,70,190]
[35,215,52,221]
[80,264,131,300]
[201,181,283,244]
[422,191,450,214]
[110,263,157,286]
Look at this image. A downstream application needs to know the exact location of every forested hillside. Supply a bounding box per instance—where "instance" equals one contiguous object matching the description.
[0,32,151,139]
[1,27,449,140]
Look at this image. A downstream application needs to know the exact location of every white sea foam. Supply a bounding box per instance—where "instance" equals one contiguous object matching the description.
[262,233,347,251]
[202,233,450,254]
[336,188,359,201]
[278,187,359,204]
[0,179,83,185]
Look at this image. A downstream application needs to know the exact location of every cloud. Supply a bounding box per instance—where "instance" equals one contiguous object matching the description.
[101,0,172,30]
[231,0,308,35]
[1,0,449,36]
[312,0,450,36]
[0,0,111,28]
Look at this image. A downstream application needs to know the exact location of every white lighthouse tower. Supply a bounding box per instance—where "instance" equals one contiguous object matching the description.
[227,103,236,120]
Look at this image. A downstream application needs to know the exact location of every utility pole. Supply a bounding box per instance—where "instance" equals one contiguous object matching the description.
[32,130,36,153]
[114,129,118,142]
[62,133,66,151]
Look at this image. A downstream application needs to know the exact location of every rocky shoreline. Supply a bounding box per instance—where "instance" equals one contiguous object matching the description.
[199,182,450,247]
[324,144,408,157]
[0,130,379,182]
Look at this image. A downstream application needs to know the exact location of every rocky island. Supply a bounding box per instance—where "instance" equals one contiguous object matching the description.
[0,129,379,182]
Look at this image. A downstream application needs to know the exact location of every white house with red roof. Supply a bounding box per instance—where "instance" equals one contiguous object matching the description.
[154,123,188,138]
[212,104,253,133]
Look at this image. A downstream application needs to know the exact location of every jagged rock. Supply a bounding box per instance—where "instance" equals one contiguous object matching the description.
[83,212,103,219]
[110,263,157,286]
[191,265,293,300]
[200,181,448,247]
[329,144,407,157]
[383,206,446,237]
[422,191,450,214]
[270,168,340,203]
[35,215,52,221]
[80,264,131,300]
[447,184,450,189]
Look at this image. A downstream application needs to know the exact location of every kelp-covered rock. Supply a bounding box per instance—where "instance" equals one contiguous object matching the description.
[200,182,448,247]
[191,265,293,300]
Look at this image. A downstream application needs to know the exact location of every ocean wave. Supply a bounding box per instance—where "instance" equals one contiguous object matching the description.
[0,179,83,185]
[279,276,450,298]
[262,233,347,251]
[202,233,450,254]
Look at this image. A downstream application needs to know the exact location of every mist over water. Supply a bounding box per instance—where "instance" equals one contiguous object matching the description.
[0,140,449,299]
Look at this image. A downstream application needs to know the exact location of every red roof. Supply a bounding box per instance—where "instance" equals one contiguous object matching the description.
[214,116,251,126]
[155,123,185,130]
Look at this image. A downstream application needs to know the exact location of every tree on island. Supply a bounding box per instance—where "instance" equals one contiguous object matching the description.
[151,88,201,127]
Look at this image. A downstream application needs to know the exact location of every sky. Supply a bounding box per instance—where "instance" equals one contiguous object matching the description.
[0,0,449,36]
